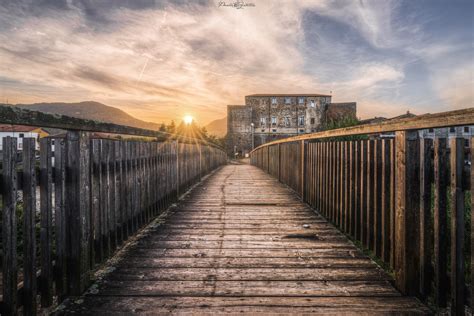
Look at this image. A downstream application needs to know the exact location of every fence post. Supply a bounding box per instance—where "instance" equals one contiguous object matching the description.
[65,131,91,295]
[175,141,179,198]
[2,137,18,316]
[199,143,202,180]
[300,140,306,198]
[394,130,420,295]
[40,138,53,307]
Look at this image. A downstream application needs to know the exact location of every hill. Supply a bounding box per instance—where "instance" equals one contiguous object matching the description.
[205,117,227,137]
[14,101,162,130]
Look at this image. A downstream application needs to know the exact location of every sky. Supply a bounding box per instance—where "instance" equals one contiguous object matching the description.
[0,0,472,125]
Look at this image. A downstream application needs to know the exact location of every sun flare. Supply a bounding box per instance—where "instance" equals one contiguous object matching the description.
[183,115,193,125]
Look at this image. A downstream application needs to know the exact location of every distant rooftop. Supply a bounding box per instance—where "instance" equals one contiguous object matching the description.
[0,124,41,132]
[246,93,332,97]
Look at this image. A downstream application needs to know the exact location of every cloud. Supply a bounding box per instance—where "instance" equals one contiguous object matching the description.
[0,0,471,124]
[434,63,474,110]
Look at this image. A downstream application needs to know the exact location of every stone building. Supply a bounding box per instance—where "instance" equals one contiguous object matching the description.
[227,94,356,157]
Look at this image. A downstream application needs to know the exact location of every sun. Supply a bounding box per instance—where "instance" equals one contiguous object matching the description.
[183,115,193,125]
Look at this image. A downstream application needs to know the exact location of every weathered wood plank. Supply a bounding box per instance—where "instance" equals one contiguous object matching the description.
[471,136,474,312]
[419,138,433,298]
[54,138,67,300]
[62,296,430,315]
[91,139,102,263]
[105,267,388,281]
[381,139,392,264]
[39,138,53,307]
[23,138,37,315]
[65,131,91,295]
[450,137,465,315]
[433,138,448,307]
[1,137,18,316]
[394,131,420,295]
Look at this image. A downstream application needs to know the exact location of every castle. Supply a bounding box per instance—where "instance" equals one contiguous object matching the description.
[227,94,356,156]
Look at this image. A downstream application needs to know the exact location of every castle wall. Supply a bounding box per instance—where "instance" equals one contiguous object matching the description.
[227,95,357,157]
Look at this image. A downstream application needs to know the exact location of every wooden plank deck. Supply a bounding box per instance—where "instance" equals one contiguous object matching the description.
[59,164,429,315]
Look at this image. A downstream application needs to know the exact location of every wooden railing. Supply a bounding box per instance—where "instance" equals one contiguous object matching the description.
[251,108,474,315]
[0,105,227,315]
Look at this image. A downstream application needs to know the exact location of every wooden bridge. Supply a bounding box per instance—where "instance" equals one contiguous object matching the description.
[59,163,428,314]
[0,105,474,315]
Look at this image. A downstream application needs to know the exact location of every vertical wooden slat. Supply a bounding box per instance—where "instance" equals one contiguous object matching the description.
[109,141,117,250]
[471,136,474,312]
[100,140,110,258]
[65,131,91,295]
[366,139,375,250]
[344,142,349,233]
[355,141,361,241]
[419,138,433,298]
[381,139,392,263]
[339,142,344,228]
[374,139,382,256]
[328,142,333,221]
[122,141,129,239]
[2,137,18,315]
[349,141,355,237]
[40,138,53,306]
[91,139,102,263]
[433,137,448,307]
[450,137,465,315]
[300,140,305,199]
[332,142,337,223]
[23,138,37,315]
[115,141,123,244]
[360,140,368,245]
[335,142,340,225]
[394,130,420,295]
[390,139,396,269]
[54,138,67,300]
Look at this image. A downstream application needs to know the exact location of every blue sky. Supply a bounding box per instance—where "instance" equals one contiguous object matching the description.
[0,0,472,124]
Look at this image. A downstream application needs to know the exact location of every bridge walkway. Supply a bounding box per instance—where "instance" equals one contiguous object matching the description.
[60,164,428,314]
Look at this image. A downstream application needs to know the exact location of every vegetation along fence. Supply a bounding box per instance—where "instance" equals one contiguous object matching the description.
[0,105,227,315]
[251,108,474,315]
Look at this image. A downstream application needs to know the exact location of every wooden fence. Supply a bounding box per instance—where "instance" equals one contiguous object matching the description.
[0,106,226,315]
[251,108,474,315]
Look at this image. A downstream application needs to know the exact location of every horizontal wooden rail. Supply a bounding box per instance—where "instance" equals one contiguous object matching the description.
[251,107,474,151]
[251,107,474,315]
[0,104,224,150]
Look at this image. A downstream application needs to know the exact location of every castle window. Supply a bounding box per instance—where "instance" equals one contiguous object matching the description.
[428,128,434,133]
[310,118,315,125]
[298,97,305,104]
[272,129,277,133]
[464,126,469,133]
[285,97,291,104]
[299,129,305,133]
[260,117,266,126]
[261,129,265,132]
[310,100,315,107]
[284,116,291,127]
[19,133,25,138]
[271,116,277,126]
[271,97,277,105]
[450,127,456,133]
[298,116,305,126]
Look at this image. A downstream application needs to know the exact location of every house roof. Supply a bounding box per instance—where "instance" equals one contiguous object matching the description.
[0,124,42,132]
[246,93,332,97]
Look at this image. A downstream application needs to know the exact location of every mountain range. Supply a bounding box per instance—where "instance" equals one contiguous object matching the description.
[12,101,227,137]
